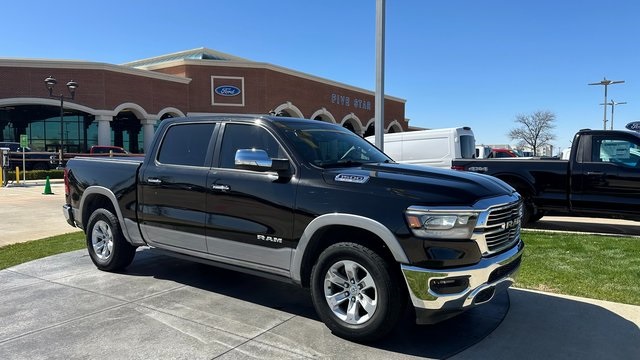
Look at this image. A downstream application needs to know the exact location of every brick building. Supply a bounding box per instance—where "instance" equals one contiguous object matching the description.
[0,48,407,153]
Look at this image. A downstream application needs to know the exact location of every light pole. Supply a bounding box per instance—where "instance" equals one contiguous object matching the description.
[589,77,624,130]
[600,100,627,130]
[45,76,78,167]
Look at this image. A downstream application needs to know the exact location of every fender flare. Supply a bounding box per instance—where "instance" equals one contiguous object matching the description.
[289,213,409,284]
[493,172,535,195]
[79,186,145,246]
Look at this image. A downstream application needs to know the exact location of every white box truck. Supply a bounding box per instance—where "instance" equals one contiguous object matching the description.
[366,127,476,169]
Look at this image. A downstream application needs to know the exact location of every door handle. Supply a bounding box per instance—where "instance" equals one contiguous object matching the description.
[586,172,604,176]
[147,178,162,184]
[211,184,230,192]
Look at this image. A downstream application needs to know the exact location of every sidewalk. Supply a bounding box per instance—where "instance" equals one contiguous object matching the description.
[0,179,78,247]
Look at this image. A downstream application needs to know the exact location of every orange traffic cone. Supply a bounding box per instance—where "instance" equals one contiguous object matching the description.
[42,176,54,195]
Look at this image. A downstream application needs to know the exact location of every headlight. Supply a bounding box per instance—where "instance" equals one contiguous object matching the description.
[405,209,479,239]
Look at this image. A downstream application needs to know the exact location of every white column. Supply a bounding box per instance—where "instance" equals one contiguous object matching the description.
[95,115,113,146]
[141,119,158,154]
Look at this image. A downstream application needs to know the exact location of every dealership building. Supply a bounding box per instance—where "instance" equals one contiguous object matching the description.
[0,48,407,153]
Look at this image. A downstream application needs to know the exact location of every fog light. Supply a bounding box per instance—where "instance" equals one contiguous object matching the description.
[430,277,470,295]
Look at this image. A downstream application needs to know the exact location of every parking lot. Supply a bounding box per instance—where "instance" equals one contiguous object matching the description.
[0,181,639,359]
[0,180,73,247]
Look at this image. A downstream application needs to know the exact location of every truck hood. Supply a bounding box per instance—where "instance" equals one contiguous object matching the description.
[322,162,516,207]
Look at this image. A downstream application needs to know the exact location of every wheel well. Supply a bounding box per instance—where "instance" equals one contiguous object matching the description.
[497,175,538,223]
[496,175,533,197]
[81,194,116,228]
[299,225,396,288]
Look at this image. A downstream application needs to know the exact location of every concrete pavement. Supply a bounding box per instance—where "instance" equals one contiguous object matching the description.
[0,179,77,247]
[0,180,639,358]
[0,249,638,359]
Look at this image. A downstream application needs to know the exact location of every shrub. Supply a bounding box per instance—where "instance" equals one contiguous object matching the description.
[6,169,64,181]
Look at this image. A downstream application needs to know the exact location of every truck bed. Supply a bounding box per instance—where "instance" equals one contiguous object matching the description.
[66,156,144,227]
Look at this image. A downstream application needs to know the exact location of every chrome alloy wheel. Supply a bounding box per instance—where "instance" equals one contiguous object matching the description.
[91,219,114,261]
[323,260,378,325]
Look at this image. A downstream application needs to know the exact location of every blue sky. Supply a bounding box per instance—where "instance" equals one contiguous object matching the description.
[3,0,639,152]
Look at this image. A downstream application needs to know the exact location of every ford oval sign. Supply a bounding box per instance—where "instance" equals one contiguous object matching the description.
[214,85,241,97]
[625,121,640,131]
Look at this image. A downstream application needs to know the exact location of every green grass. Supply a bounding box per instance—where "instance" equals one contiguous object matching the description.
[1,229,639,306]
[0,232,85,270]
[516,231,640,305]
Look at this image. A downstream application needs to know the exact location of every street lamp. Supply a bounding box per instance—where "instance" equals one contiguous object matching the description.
[588,77,624,130]
[600,100,627,130]
[45,76,78,167]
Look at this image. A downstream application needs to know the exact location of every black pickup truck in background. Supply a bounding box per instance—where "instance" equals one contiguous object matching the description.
[452,129,640,224]
[63,115,524,341]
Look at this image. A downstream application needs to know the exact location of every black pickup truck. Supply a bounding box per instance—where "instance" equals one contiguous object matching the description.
[452,129,640,224]
[63,115,523,341]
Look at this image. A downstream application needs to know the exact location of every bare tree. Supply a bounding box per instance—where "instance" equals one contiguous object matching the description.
[508,110,556,155]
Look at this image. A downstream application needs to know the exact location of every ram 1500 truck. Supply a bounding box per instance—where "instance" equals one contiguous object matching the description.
[63,115,524,341]
[452,129,640,224]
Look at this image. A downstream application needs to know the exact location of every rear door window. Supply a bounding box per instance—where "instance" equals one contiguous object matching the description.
[157,123,215,167]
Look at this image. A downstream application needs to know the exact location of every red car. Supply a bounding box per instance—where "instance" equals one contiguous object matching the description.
[487,148,519,158]
[89,146,128,154]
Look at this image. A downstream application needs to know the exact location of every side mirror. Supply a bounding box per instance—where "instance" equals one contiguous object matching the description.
[235,149,291,177]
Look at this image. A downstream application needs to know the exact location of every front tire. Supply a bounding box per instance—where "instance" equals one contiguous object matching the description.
[310,242,406,342]
[515,187,537,225]
[86,208,136,271]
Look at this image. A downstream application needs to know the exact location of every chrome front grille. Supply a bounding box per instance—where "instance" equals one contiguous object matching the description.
[476,200,522,255]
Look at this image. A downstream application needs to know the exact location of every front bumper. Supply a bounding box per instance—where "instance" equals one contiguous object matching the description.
[401,239,524,324]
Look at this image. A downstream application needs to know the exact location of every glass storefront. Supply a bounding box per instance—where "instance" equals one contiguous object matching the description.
[0,105,97,153]
[0,105,153,154]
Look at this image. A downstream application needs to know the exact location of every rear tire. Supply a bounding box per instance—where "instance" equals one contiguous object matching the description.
[515,187,536,225]
[86,208,136,271]
[529,210,545,223]
[310,242,406,342]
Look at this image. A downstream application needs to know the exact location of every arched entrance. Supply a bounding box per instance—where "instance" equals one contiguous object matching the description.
[387,121,403,134]
[112,111,142,153]
[341,114,363,136]
[272,102,304,118]
[310,108,336,124]
[363,120,375,137]
[0,104,96,152]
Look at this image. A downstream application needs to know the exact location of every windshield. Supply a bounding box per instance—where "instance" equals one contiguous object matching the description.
[460,135,475,159]
[276,120,391,168]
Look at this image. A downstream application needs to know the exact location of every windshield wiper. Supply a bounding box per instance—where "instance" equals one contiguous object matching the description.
[319,160,366,168]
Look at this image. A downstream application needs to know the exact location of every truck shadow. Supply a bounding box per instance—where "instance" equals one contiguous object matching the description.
[125,250,507,358]
[121,250,640,358]
[453,288,640,359]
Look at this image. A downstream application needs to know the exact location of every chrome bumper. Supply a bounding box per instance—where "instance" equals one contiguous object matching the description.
[401,240,524,324]
[62,204,77,228]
